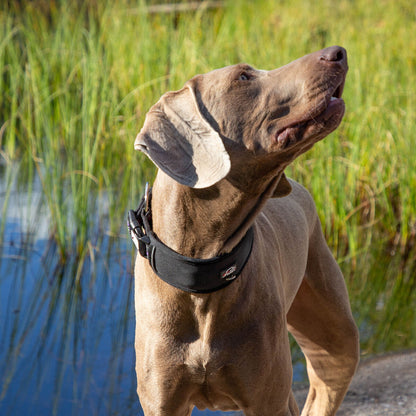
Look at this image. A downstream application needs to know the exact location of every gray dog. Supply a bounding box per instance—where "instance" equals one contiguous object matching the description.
[131,46,359,416]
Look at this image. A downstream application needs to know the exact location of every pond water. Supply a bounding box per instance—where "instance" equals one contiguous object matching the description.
[1,169,305,415]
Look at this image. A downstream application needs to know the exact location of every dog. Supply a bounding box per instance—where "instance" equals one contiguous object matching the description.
[132,46,359,416]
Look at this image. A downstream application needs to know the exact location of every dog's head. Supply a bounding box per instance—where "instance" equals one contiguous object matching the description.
[135,46,348,195]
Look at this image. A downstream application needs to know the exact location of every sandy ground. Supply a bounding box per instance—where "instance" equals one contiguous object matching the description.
[294,350,416,415]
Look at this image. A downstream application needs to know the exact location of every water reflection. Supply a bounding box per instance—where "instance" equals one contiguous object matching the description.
[0,165,137,415]
[0,223,138,415]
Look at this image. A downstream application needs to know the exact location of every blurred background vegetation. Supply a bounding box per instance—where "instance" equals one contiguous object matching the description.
[1,0,415,414]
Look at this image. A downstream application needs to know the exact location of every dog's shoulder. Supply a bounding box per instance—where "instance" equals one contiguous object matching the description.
[255,179,315,269]
[261,178,319,234]
[270,178,317,216]
[286,178,317,213]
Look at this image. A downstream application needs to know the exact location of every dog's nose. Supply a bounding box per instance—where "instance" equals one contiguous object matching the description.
[319,46,348,71]
[320,46,347,63]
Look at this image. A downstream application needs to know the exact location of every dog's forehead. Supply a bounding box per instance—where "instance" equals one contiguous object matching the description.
[204,63,267,78]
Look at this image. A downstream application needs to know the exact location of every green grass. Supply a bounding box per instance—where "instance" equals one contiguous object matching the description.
[1,0,416,354]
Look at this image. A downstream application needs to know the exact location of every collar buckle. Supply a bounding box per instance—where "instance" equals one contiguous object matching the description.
[127,183,152,257]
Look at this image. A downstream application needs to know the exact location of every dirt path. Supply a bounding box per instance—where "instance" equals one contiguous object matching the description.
[294,350,416,415]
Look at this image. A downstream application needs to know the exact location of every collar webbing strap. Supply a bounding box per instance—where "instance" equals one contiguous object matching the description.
[127,188,254,294]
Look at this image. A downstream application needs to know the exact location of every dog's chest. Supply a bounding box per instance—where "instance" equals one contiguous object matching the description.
[178,298,283,411]
[183,293,279,367]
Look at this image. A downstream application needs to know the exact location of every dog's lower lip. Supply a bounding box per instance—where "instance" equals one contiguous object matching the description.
[324,97,344,117]
[276,125,299,148]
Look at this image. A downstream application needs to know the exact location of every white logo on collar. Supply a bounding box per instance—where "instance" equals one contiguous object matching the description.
[221,264,237,280]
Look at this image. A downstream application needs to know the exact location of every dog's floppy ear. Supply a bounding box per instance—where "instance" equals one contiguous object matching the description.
[134,83,230,189]
[271,173,292,197]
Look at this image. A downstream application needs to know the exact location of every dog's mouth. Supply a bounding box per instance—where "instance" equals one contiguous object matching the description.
[274,78,346,149]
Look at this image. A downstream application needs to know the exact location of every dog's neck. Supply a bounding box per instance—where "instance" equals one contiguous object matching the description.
[150,170,280,259]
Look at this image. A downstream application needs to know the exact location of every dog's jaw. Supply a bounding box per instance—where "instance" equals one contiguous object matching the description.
[274,77,346,150]
[274,97,345,149]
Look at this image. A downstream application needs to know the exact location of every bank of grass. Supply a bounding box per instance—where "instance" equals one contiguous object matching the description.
[1,0,415,352]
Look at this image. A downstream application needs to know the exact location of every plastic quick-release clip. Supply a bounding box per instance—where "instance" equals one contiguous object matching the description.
[128,209,151,258]
[127,209,141,251]
[127,183,152,258]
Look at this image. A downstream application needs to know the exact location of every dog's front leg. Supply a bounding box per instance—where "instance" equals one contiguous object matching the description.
[135,351,195,416]
[287,221,359,416]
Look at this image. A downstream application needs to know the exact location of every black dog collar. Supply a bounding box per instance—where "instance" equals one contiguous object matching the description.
[127,186,254,293]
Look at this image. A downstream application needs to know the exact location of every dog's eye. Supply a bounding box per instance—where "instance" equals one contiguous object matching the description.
[238,73,250,81]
